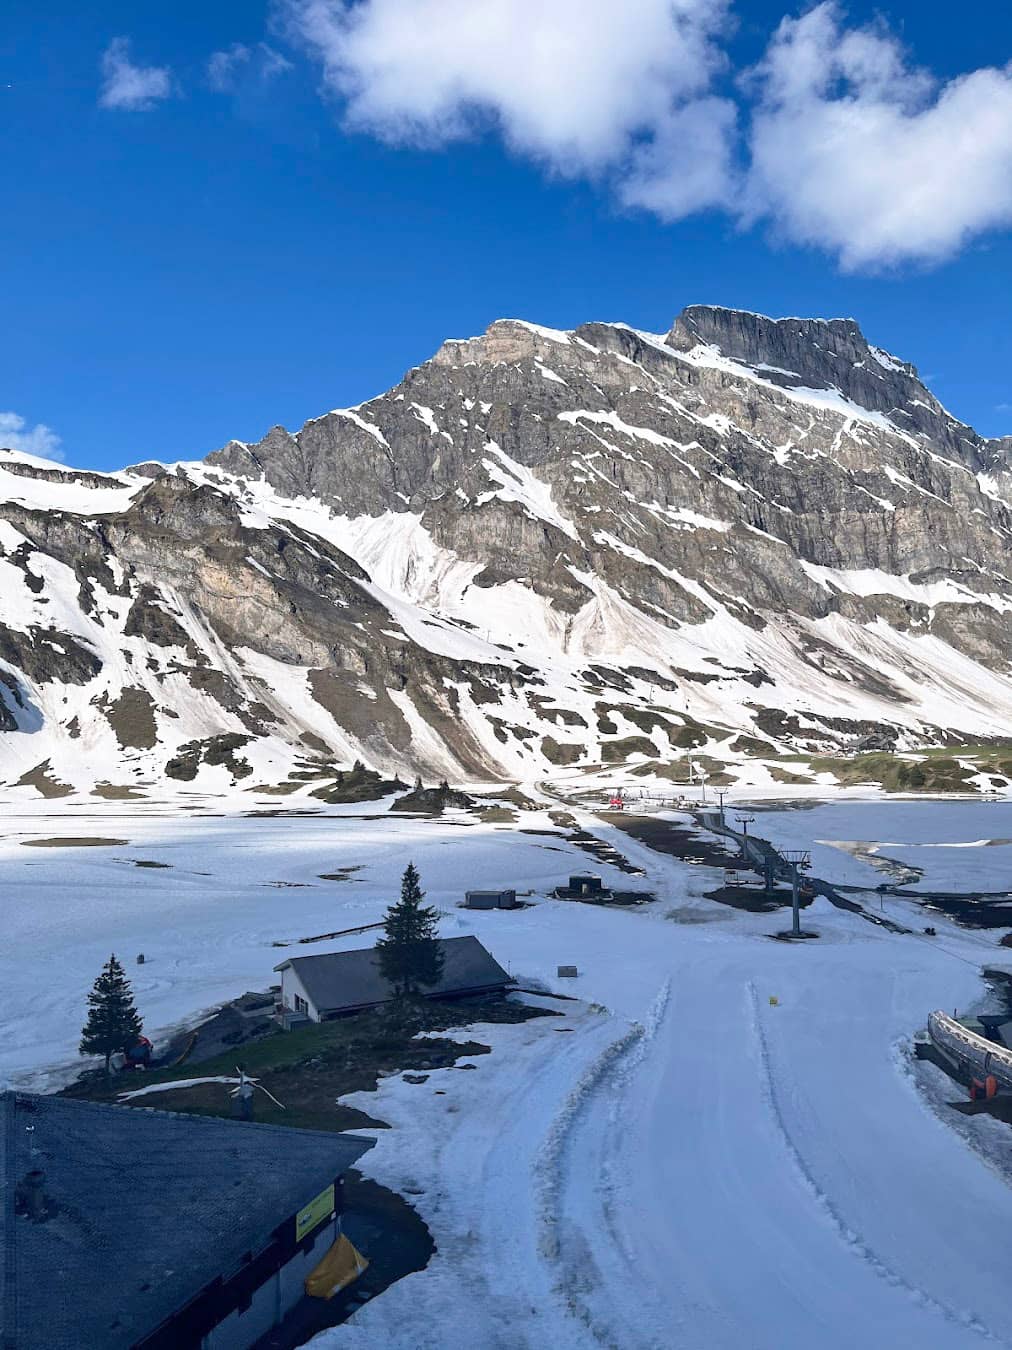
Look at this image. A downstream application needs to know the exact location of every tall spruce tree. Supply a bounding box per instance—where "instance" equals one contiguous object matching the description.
[376,863,444,1000]
[80,954,143,1073]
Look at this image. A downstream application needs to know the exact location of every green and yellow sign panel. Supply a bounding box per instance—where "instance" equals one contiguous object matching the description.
[296,1184,336,1242]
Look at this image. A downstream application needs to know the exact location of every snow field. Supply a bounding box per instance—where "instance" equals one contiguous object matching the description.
[5,799,1012,1347]
[314,809,1012,1350]
[0,800,651,1088]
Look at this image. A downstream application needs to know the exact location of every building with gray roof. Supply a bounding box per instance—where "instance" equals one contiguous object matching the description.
[0,1090,373,1349]
[276,934,511,1023]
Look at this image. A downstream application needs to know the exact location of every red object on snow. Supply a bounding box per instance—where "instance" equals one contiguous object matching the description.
[125,1035,153,1068]
[608,795,624,809]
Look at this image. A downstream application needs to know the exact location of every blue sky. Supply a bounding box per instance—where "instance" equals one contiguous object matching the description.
[2,0,1011,471]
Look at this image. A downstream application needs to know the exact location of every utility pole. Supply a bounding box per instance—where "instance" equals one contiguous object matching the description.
[780,850,811,939]
[735,814,755,863]
[715,789,729,829]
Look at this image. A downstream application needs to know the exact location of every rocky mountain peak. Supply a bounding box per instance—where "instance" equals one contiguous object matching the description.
[665,302,985,466]
[668,303,915,392]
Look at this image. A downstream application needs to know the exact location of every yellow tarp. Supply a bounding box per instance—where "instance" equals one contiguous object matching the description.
[305,1234,369,1300]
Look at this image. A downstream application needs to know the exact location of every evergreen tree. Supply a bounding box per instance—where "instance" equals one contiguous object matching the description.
[376,863,444,1000]
[80,954,143,1073]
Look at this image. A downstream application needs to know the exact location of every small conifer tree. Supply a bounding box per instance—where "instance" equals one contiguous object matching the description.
[80,954,143,1074]
[377,863,444,1001]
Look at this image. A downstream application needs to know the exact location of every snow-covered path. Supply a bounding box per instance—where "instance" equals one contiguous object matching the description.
[323,814,1012,1350]
[556,931,1011,1349]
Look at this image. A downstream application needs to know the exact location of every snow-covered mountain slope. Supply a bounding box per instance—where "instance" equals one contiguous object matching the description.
[3,305,1012,797]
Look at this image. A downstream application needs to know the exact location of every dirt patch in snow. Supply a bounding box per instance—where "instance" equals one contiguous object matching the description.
[703,884,785,913]
[21,836,130,848]
[605,812,738,868]
[100,685,159,750]
[14,759,73,798]
[92,782,148,800]
[564,822,646,875]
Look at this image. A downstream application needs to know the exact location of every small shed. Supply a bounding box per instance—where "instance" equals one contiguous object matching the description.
[569,874,604,896]
[465,888,517,910]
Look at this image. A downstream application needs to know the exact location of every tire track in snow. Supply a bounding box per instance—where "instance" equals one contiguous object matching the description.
[535,982,672,1350]
[597,981,673,1265]
[747,982,1007,1347]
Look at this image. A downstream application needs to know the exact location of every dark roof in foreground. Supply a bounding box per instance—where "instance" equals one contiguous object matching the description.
[276,934,511,1012]
[0,1091,373,1350]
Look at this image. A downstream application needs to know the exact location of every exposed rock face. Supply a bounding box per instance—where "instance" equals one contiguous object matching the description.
[2,304,1012,796]
[209,305,1012,656]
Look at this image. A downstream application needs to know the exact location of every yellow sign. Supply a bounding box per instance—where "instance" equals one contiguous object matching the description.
[296,1183,336,1242]
[769,996,779,1007]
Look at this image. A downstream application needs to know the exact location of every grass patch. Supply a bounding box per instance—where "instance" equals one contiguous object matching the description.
[915,743,1012,758]
[473,785,540,811]
[765,764,813,784]
[808,753,977,793]
[601,736,659,763]
[669,720,723,749]
[729,735,777,756]
[541,735,585,766]
[477,806,518,823]
[65,996,559,1134]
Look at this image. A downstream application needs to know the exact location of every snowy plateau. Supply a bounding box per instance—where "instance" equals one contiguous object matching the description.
[5,304,1012,1348]
[6,795,1012,1350]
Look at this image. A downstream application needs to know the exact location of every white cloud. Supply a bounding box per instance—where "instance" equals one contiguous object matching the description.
[208,42,292,93]
[99,37,172,111]
[619,96,738,220]
[281,0,737,214]
[0,413,64,462]
[745,3,1012,270]
[275,0,1012,270]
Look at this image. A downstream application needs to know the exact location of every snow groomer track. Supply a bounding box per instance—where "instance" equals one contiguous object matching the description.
[546,945,1012,1350]
[325,817,1012,1350]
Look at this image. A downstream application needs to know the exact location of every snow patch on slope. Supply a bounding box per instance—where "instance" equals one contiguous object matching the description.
[478,443,579,540]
